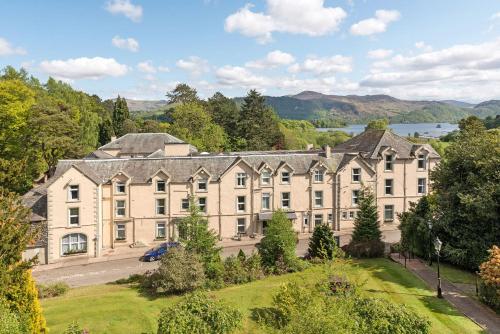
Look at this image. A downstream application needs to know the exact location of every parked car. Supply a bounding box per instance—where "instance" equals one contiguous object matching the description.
[142,242,179,262]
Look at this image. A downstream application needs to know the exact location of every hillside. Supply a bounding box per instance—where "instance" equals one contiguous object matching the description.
[128,92,500,124]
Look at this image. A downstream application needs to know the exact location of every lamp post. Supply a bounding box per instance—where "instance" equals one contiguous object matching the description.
[434,237,443,298]
[427,221,433,266]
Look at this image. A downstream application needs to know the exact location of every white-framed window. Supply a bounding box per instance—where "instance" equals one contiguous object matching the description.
[384,205,394,222]
[281,192,290,209]
[236,196,246,212]
[181,198,190,211]
[352,190,360,206]
[281,171,290,184]
[262,193,271,210]
[313,170,324,182]
[197,179,207,191]
[417,154,426,170]
[115,200,126,217]
[385,179,393,195]
[342,211,347,220]
[349,211,355,219]
[68,185,79,201]
[314,191,323,208]
[417,178,427,194]
[303,214,309,226]
[68,208,80,226]
[156,221,166,239]
[156,180,166,192]
[328,213,333,224]
[237,218,246,234]
[352,168,361,183]
[385,154,394,171]
[116,182,126,194]
[261,170,271,185]
[314,214,323,226]
[61,233,87,255]
[116,223,126,240]
[156,198,166,215]
[198,197,207,212]
[236,173,247,187]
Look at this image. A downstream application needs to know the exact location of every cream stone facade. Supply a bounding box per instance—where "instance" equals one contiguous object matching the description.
[23,130,440,264]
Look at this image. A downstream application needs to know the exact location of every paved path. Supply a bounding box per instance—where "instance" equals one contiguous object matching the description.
[391,254,500,334]
[34,239,309,287]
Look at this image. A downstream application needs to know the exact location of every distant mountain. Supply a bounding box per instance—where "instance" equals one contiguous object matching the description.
[129,92,500,124]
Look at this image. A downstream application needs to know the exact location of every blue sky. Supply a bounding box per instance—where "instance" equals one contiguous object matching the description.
[1,0,500,102]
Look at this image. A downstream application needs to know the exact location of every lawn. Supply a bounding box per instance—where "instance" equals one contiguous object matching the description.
[427,261,477,285]
[41,258,483,334]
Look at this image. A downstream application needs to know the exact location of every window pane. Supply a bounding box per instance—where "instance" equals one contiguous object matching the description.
[156,181,166,192]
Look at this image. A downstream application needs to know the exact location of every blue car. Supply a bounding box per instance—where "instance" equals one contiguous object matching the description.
[142,242,179,262]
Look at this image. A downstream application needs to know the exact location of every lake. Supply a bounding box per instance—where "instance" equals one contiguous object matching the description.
[318,123,458,138]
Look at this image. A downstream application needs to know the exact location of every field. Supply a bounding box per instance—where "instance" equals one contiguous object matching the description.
[41,258,483,334]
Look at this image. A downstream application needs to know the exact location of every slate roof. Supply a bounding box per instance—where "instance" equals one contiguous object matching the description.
[332,129,440,159]
[96,133,198,155]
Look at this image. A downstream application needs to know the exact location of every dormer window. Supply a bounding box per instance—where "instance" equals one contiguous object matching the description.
[236,173,247,187]
[313,170,324,183]
[156,180,166,192]
[385,154,394,171]
[417,154,426,170]
[68,185,79,201]
[197,179,208,191]
[116,182,126,194]
[281,171,290,184]
[261,170,271,185]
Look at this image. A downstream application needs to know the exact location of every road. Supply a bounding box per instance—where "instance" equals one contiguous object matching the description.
[33,239,310,287]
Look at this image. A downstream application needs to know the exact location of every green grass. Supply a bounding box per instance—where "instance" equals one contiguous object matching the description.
[41,258,483,334]
[427,262,477,285]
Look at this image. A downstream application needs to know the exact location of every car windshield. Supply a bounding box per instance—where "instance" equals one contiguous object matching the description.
[152,245,164,251]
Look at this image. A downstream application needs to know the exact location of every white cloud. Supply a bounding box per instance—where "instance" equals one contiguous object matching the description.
[0,37,26,56]
[137,60,157,73]
[360,39,500,100]
[246,50,295,69]
[225,0,347,43]
[105,0,142,22]
[176,56,210,76]
[367,48,393,59]
[216,65,269,87]
[350,9,400,36]
[40,57,128,80]
[111,36,139,52]
[158,66,170,73]
[415,41,432,52]
[491,12,500,20]
[288,55,352,75]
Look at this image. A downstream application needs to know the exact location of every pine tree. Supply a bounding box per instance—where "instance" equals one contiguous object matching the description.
[351,187,382,243]
[112,96,130,137]
[308,224,337,259]
[98,115,115,145]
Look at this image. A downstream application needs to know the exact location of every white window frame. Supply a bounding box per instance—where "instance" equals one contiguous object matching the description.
[281,171,290,184]
[68,185,79,201]
[314,191,323,208]
[115,182,126,194]
[236,196,246,212]
[417,178,427,194]
[384,205,394,222]
[417,154,426,170]
[313,170,324,183]
[198,197,207,212]
[156,180,166,192]
[352,168,361,183]
[115,200,126,217]
[385,179,393,195]
[116,223,126,240]
[236,218,246,234]
[181,198,190,211]
[236,173,247,187]
[342,211,348,220]
[156,198,166,215]
[385,154,394,171]
[156,221,166,239]
[68,207,80,226]
[261,170,271,185]
[61,233,87,255]
[281,192,291,209]
[314,214,323,226]
[261,192,271,211]
[327,213,333,224]
[197,179,208,192]
[352,190,359,206]
[349,211,355,220]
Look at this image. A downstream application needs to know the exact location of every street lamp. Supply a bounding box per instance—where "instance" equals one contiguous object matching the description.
[434,237,443,298]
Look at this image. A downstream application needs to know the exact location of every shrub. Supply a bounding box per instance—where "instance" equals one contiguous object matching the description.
[114,274,142,285]
[478,245,500,313]
[141,247,205,295]
[157,291,242,334]
[345,240,385,258]
[258,210,300,274]
[308,224,337,259]
[37,281,70,298]
[478,281,500,313]
[63,321,87,334]
[223,252,264,285]
[0,300,25,334]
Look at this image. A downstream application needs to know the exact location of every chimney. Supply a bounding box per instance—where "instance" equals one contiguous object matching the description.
[306,143,314,151]
[110,136,117,143]
[324,145,331,158]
